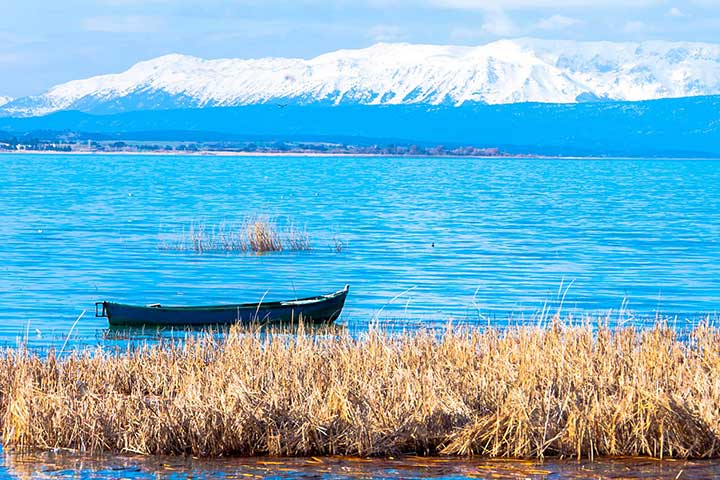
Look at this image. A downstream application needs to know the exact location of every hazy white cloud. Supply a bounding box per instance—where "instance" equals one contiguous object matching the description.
[0,52,21,66]
[481,9,517,36]
[623,20,646,33]
[367,24,406,42]
[686,0,720,7]
[0,32,42,46]
[668,7,687,17]
[535,14,581,30]
[429,0,661,9]
[449,26,484,42]
[98,0,183,4]
[204,20,295,41]
[83,15,162,33]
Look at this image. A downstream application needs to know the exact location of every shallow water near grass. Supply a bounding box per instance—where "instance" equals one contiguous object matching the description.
[2,154,720,349]
[3,450,719,479]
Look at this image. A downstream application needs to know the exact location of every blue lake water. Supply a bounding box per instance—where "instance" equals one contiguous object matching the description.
[2,154,720,347]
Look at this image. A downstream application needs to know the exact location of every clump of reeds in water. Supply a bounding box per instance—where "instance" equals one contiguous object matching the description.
[159,218,310,253]
[3,322,720,459]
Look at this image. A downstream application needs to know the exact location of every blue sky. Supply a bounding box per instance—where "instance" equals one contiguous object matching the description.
[1,0,718,97]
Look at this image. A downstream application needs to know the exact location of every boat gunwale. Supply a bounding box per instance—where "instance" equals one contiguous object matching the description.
[100,285,349,313]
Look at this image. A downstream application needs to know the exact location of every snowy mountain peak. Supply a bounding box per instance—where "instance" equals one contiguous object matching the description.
[6,39,720,117]
[0,96,12,107]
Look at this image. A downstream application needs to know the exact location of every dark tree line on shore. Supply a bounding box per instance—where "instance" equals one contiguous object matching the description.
[0,136,503,157]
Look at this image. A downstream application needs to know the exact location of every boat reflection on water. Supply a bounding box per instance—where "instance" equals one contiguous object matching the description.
[98,321,350,347]
[2,451,716,480]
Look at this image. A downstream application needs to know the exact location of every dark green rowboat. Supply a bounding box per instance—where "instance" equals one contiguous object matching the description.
[96,285,349,327]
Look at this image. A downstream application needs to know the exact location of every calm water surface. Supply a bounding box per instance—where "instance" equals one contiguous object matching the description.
[2,154,720,347]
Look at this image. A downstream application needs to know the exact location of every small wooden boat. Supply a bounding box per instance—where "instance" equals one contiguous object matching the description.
[96,285,349,327]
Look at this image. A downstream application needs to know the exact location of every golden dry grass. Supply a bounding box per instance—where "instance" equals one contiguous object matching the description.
[2,322,720,459]
[245,219,283,252]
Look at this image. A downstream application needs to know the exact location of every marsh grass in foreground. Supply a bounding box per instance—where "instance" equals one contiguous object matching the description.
[2,322,720,459]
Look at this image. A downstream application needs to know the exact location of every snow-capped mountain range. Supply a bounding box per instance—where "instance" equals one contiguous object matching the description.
[0,96,12,108]
[5,38,720,117]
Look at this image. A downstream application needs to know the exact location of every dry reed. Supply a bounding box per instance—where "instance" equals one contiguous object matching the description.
[2,322,720,459]
[332,234,345,253]
[159,218,310,253]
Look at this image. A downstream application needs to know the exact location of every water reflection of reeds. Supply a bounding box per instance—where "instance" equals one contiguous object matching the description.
[3,452,713,479]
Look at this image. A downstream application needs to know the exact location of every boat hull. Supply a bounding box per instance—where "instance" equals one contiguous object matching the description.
[97,285,349,327]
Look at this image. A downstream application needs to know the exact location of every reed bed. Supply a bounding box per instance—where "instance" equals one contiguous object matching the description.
[2,323,720,459]
[159,219,311,253]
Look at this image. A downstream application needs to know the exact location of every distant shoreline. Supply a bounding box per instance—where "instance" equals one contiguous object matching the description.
[0,149,518,159]
[2,149,719,161]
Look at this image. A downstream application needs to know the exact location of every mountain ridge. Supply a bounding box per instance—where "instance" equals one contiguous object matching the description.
[6,38,720,117]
